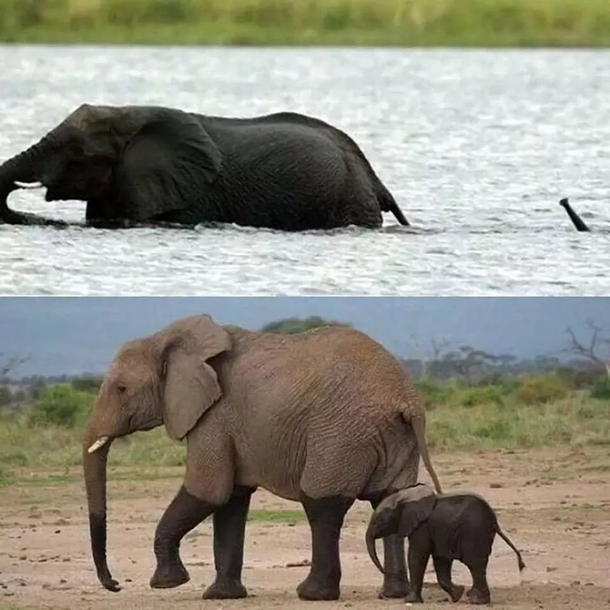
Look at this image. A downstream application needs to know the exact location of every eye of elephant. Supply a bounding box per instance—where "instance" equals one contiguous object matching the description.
[117,384,127,395]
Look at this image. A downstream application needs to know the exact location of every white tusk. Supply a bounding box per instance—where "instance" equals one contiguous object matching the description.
[88,436,110,454]
[15,181,44,189]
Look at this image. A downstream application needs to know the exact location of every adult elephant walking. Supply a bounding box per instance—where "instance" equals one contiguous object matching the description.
[83,315,441,601]
[0,104,409,230]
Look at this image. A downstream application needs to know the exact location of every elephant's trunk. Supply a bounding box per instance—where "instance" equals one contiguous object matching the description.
[0,134,66,226]
[82,421,120,592]
[559,198,590,232]
[365,526,384,574]
[412,413,442,494]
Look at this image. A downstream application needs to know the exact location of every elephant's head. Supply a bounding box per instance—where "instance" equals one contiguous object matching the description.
[0,104,222,226]
[82,314,231,591]
[366,484,436,573]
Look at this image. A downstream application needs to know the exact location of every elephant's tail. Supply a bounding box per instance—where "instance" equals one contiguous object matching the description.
[496,524,526,572]
[378,184,410,226]
[408,411,442,494]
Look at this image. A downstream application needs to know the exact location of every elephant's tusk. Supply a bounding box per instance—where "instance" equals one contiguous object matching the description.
[14,181,44,189]
[88,436,110,454]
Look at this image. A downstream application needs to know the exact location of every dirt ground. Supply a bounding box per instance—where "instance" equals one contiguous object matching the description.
[1,447,609,610]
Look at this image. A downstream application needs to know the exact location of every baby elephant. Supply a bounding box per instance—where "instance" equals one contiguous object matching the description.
[366,484,525,604]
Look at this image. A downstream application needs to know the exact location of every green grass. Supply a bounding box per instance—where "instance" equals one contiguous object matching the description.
[0,415,184,471]
[1,375,609,487]
[427,392,610,450]
[0,0,609,46]
[247,509,305,523]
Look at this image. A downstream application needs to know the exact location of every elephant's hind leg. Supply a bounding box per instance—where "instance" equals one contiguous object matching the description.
[297,494,354,601]
[465,559,491,605]
[150,486,216,589]
[433,556,464,603]
[202,486,256,600]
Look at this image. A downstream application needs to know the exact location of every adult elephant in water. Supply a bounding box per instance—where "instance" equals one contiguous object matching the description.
[83,315,441,601]
[0,104,409,230]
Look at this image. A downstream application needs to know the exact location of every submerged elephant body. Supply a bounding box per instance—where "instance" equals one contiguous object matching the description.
[82,315,440,601]
[0,105,409,230]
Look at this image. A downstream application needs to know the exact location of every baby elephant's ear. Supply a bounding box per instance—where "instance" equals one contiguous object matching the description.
[395,488,436,537]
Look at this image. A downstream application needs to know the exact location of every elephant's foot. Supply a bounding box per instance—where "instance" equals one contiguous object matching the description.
[149,559,190,589]
[405,591,424,604]
[202,578,247,600]
[297,574,340,601]
[449,584,465,603]
[467,588,490,605]
[377,576,408,599]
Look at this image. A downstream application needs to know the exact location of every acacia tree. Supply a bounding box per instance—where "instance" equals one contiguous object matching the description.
[0,353,29,408]
[566,320,610,378]
[0,353,29,379]
[421,341,516,382]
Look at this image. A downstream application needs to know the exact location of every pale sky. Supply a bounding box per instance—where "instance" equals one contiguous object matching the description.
[0,297,608,376]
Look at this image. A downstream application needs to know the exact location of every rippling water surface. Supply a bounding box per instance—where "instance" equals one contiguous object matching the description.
[0,46,608,295]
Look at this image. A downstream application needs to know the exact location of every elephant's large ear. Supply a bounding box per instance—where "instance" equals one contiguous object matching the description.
[157,315,231,441]
[394,486,436,537]
[115,110,222,221]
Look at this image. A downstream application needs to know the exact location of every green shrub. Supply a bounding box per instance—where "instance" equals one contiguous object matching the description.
[453,385,505,408]
[513,373,568,405]
[28,384,93,428]
[0,467,11,486]
[556,367,602,390]
[591,376,610,400]
[71,376,102,393]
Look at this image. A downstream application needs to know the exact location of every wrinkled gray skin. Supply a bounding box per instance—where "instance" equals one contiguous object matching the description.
[83,315,441,601]
[0,104,409,230]
[366,484,525,605]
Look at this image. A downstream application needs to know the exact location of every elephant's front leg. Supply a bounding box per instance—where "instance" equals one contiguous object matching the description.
[378,534,409,598]
[203,486,256,600]
[150,486,217,589]
[297,495,354,601]
[370,497,409,598]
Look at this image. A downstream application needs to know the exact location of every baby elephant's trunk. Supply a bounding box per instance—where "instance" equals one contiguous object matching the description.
[496,525,526,571]
[365,526,384,574]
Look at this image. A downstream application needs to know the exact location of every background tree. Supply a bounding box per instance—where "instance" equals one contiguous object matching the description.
[71,375,103,393]
[0,353,29,410]
[565,320,610,378]
[0,353,29,379]
[261,316,350,335]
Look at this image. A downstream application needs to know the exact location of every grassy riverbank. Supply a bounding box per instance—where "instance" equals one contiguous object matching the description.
[1,0,609,47]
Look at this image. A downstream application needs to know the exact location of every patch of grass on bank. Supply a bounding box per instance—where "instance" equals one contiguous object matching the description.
[248,509,305,523]
[0,0,609,46]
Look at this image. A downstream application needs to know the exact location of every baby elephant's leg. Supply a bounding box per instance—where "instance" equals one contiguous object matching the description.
[466,559,491,605]
[404,529,431,604]
[432,556,464,603]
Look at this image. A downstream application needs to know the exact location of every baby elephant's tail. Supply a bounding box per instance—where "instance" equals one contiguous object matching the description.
[496,524,525,571]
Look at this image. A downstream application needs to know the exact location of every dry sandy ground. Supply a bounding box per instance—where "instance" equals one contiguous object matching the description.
[1,448,609,610]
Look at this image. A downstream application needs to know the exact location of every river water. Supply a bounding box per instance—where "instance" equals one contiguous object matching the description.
[0,46,608,295]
